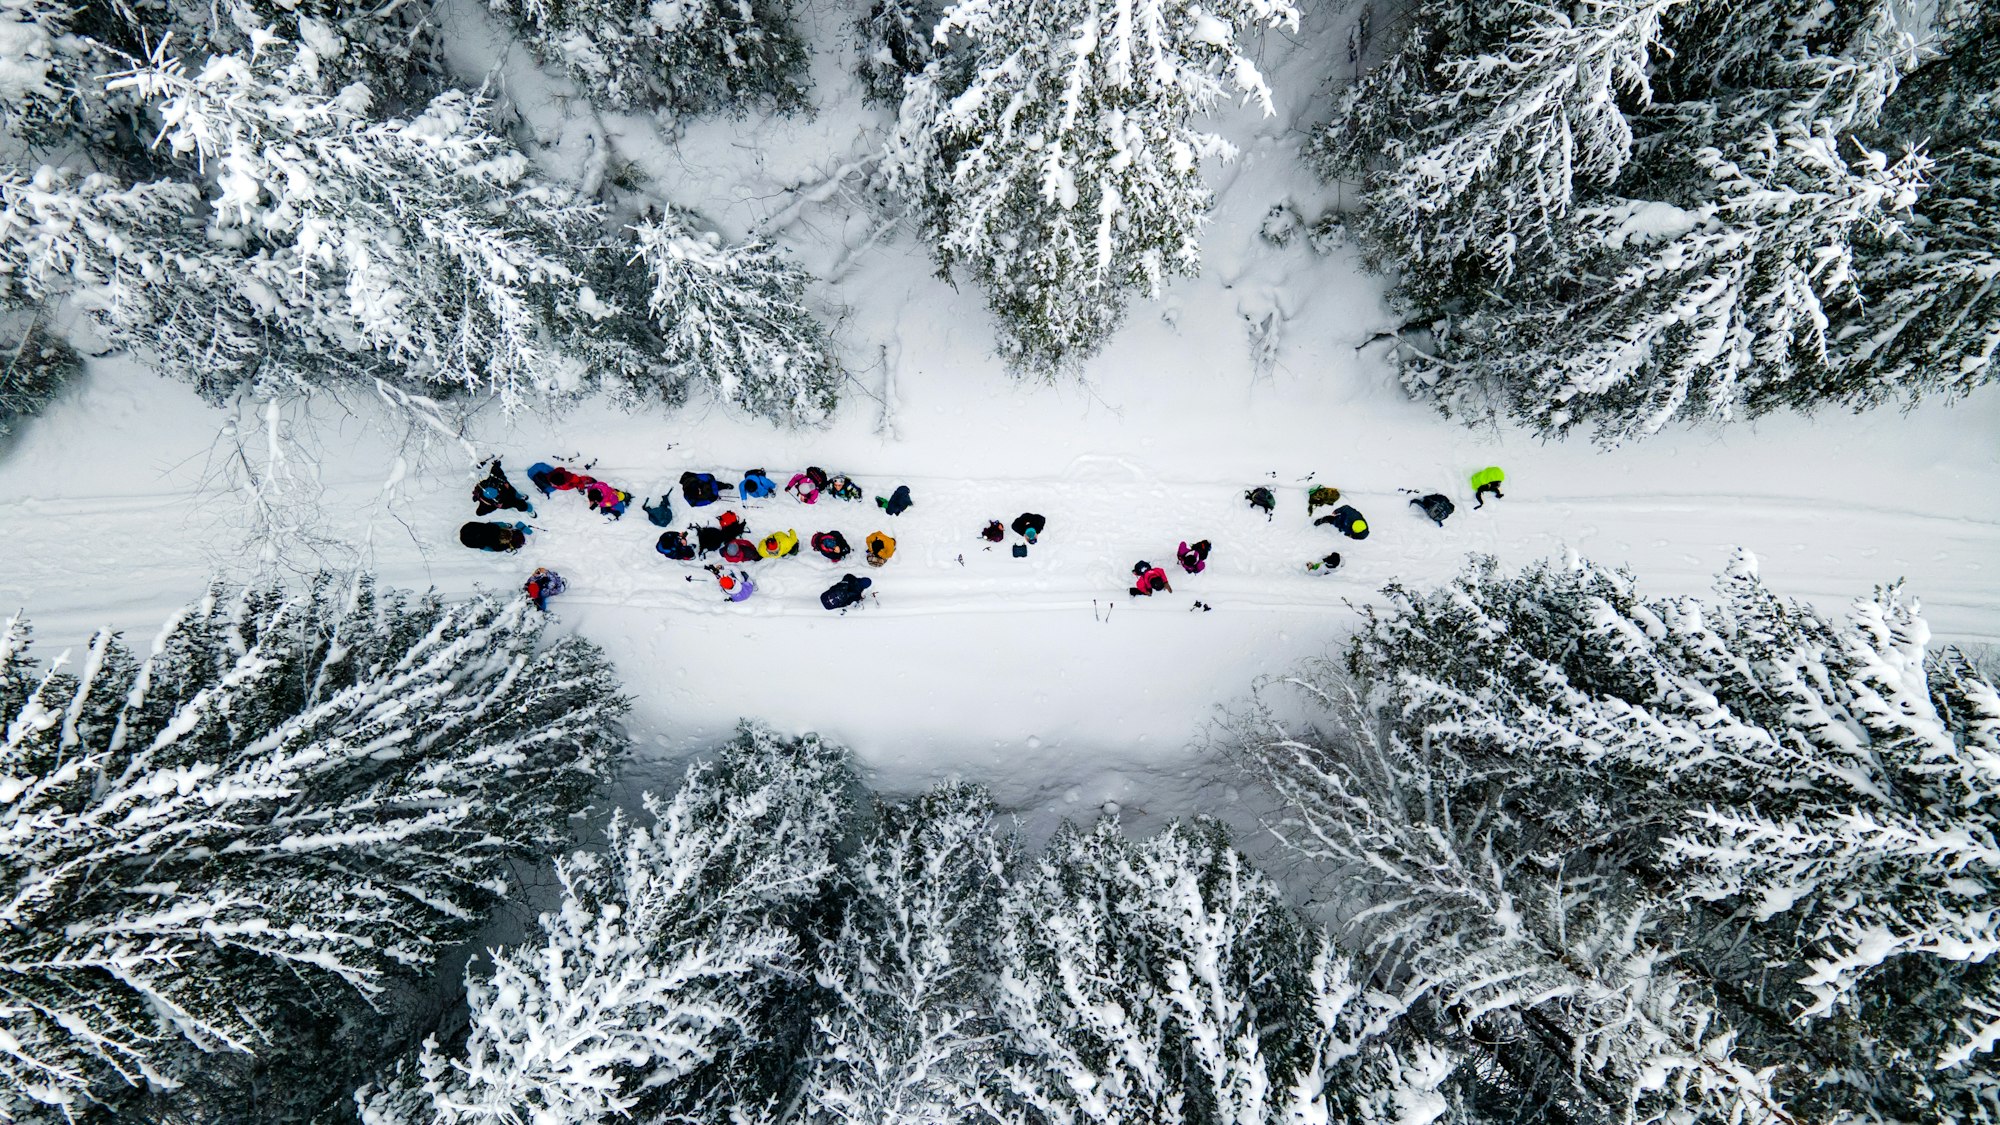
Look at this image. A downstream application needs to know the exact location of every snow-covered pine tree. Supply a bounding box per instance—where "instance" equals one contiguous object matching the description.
[358,725,852,1125]
[1413,126,1927,445]
[799,782,1012,1125]
[1840,2,2000,406]
[1239,550,2000,1122]
[1229,656,1785,1125]
[0,316,77,436]
[0,0,83,144]
[0,576,627,1121]
[1312,0,1679,310]
[73,0,448,116]
[992,817,1434,1124]
[886,0,1300,375]
[489,0,808,115]
[856,0,946,103]
[630,211,843,426]
[70,37,668,410]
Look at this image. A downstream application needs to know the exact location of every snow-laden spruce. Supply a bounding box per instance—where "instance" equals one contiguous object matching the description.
[631,212,843,427]
[0,317,75,436]
[994,817,1442,1125]
[0,576,626,1119]
[856,0,947,103]
[799,782,1012,1124]
[359,725,851,1125]
[490,0,808,114]
[887,0,1299,375]
[0,0,76,143]
[1324,0,1998,442]
[1235,549,2000,1123]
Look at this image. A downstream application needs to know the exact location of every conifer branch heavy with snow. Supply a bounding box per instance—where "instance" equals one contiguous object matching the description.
[0,577,627,1119]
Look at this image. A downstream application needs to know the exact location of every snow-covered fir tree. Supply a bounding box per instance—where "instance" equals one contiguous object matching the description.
[0,0,83,144]
[0,576,627,1121]
[856,0,946,103]
[1234,550,2000,1123]
[489,0,808,114]
[886,0,1299,375]
[0,317,76,436]
[630,211,843,426]
[1324,0,1997,441]
[993,817,1436,1124]
[799,782,1012,1125]
[358,726,851,1125]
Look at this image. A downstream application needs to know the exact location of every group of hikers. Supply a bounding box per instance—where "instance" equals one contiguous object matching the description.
[456,454,1509,613]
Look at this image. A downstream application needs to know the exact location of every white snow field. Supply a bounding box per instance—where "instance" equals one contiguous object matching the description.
[3,1,1997,825]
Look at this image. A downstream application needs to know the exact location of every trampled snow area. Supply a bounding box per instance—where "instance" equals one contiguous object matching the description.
[3,1,1997,827]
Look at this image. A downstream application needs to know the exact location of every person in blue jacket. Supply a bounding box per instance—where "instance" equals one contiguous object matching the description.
[740,469,778,500]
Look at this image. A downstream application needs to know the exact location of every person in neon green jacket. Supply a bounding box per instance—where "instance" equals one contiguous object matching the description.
[1471,466,1506,508]
[758,528,800,558]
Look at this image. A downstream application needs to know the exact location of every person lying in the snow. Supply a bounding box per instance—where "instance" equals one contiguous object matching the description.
[1245,486,1275,520]
[820,573,872,612]
[706,565,755,602]
[1306,485,1342,515]
[1316,505,1370,540]
[876,484,914,516]
[1407,491,1455,526]
[1177,539,1211,574]
[1306,551,1342,573]
[474,459,534,516]
[681,471,733,507]
[980,520,1005,543]
[1128,562,1172,597]
[812,530,852,562]
[460,521,530,552]
[1011,512,1045,543]
[527,462,592,497]
[524,567,565,611]
[642,494,674,527]
[656,530,697,560]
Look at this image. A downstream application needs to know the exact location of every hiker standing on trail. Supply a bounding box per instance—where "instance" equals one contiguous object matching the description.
[706,565,755,602]
[460,521,531,552]
[1177,540,1211,574]
[741,469,778,500]
[1316,504,1370,540]
[1245,487,1276,520]
[866,532,897,567]
[820,573,872,612]
[812,530,852,562]
[877,484,914,516]
[474,460,534,516]
[1471,466,1506,507]
[980,520,1005,543]
[786,471,822,504]
[825,475,864,501]
[1010,512,1046,543]
[524,567,566,611]
[1306,485,1342,516]
[759,529,800,558]
[1128,561,1172,597]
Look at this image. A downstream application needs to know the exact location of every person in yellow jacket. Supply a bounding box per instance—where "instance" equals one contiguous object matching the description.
[865,531,896,567]
[758,528,800,558]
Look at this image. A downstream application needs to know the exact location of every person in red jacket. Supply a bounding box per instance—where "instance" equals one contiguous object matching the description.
[1128,561,1172,597]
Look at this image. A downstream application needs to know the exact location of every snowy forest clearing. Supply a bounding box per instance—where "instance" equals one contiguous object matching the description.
[4,349,1996,820]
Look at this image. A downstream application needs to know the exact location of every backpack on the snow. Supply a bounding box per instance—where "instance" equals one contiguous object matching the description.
[1410,492,1455,526]
[656,531,696,560]
[1246,487,1276,518]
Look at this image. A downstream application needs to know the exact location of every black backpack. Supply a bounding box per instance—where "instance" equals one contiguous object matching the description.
[1246,487,1275,512]
[1412,493,1455,526]
[656,531,696,560]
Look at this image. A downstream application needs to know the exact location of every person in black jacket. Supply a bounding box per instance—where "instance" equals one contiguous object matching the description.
[1010,512,1046,543]
[473,460,534,516]
[877,484,914,515]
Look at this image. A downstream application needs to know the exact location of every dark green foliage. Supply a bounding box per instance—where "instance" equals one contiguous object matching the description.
[0,318,77,436]
[490,0,810,115]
